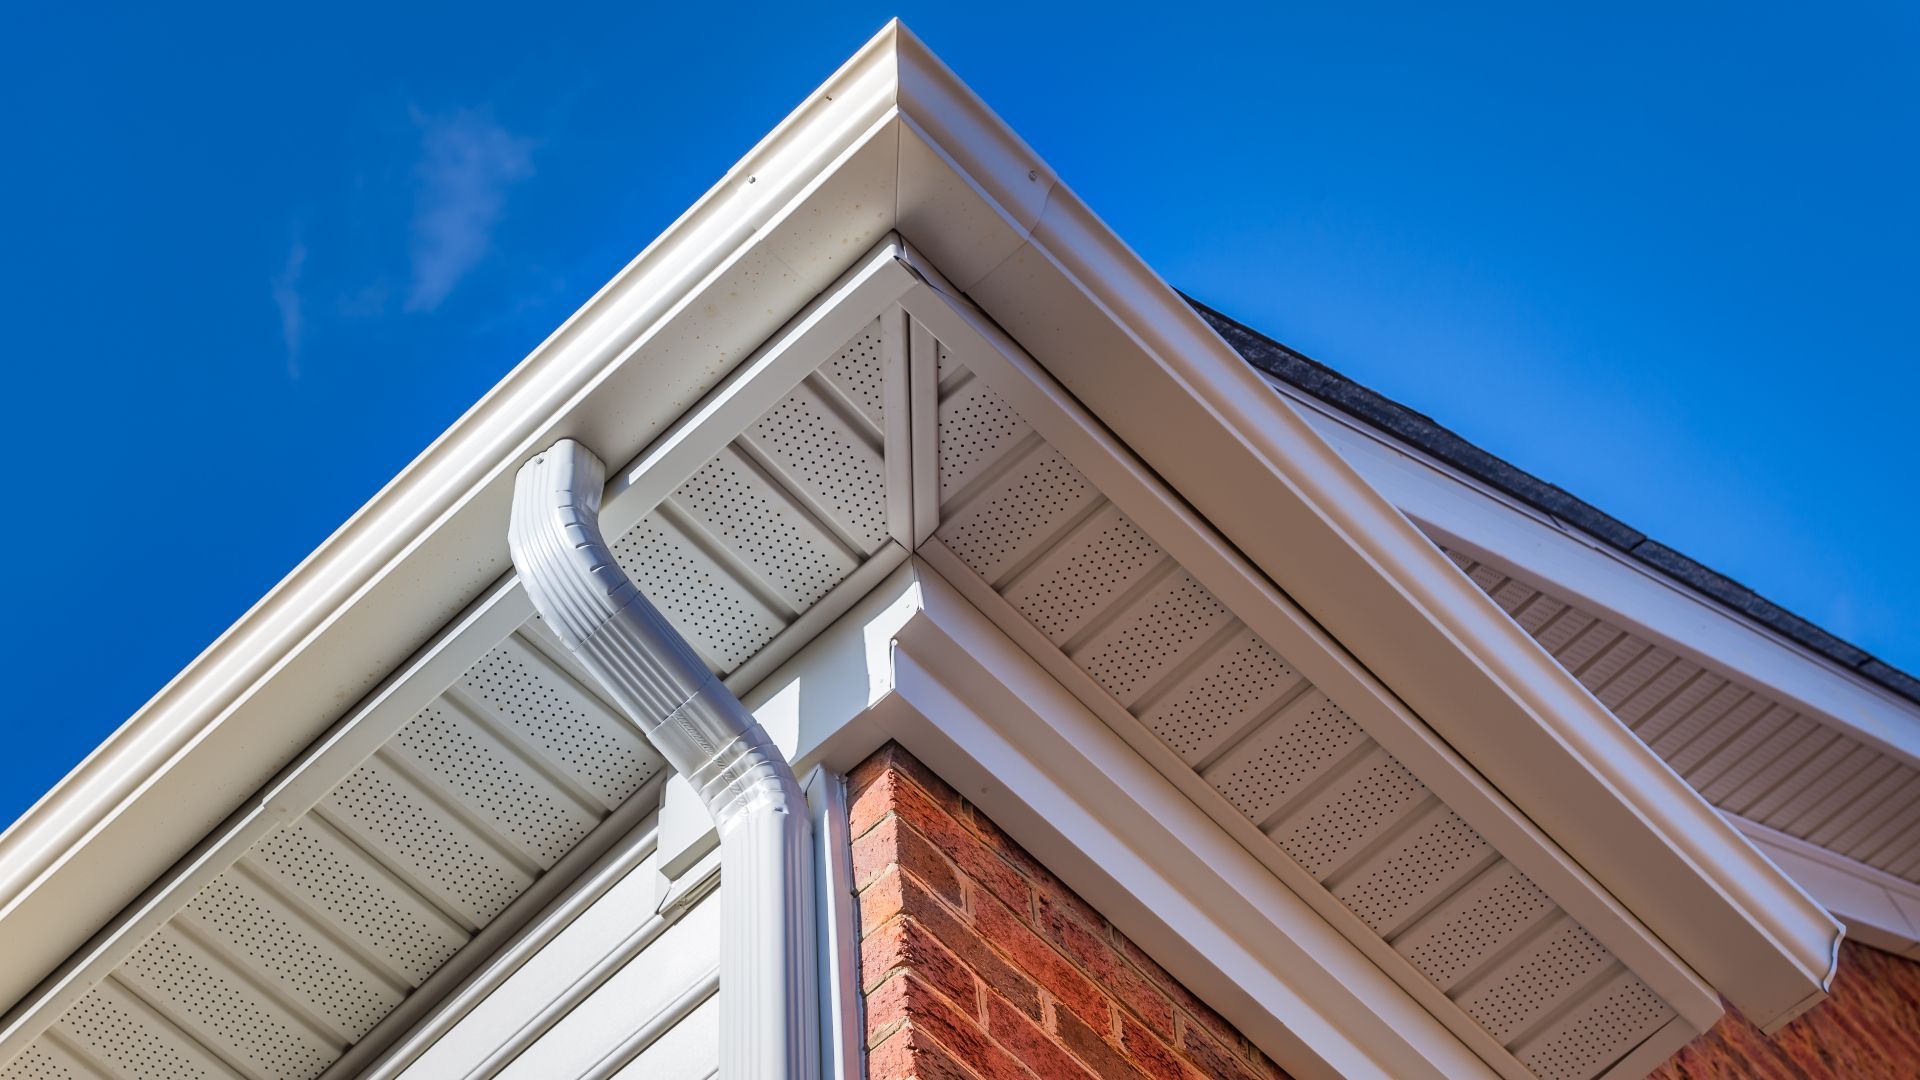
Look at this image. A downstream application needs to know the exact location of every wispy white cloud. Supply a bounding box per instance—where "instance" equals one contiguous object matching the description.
[405,108,534,312]
[272,237,307,378]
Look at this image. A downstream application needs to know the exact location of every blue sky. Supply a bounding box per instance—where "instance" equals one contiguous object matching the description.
[0,3,1913,827]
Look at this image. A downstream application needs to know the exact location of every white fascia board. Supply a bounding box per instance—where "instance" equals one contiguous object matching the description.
[936,119,1841,1027]
[1732,816,1920,961]
[743,558,1498,1080]
[901,275,1718,1037]
[1281,390,1920,770]
[0,237,921,1061]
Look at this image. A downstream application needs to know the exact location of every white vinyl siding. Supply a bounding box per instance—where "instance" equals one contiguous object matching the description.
[396,836,719,1080]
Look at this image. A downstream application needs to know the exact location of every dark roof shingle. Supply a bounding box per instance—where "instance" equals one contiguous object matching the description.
[1187,296,1920,711]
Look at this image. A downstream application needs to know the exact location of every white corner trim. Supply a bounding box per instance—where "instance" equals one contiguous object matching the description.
[751,558,1501,1080]
[807,770,866,1080]
[1734,816,1920,961]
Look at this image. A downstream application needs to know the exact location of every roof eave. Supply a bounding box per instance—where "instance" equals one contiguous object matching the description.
[0,19,1841,1031]
[876,30,1839,1024]
[0,23,908,1014]
[1203,298,1920,752]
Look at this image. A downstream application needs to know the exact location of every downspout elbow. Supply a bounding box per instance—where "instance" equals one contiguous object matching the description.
[510,439,816,1080]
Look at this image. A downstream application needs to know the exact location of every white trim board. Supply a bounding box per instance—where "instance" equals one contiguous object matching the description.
[0,243,918,1064]
[805,770,865,1080]
[747,558,1502,1080]
[1272,375,1920,937]
[898,279,1720,1027]
[1277,379,1920,771]
[0,57,913,1011]
[1734,816,1920,961]
[891,258,1828,1029]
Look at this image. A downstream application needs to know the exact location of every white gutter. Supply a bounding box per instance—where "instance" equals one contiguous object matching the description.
[509,439,817,1080]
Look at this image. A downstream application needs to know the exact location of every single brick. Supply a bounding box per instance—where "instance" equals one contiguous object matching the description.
[849,747,891,804]
[860,863,909,935]
[1054,998,1149,1080]
[866,971,916,1049]
[983,991,1101,1080]
[1176,1014,1262,1080]
[1118,1013,1207,1080]
[851,766,902,840]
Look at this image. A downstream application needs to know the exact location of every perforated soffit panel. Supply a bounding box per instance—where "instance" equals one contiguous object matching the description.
[929,341,1680,1080]
[1449,552,1920,888]
[0,322,901,1080]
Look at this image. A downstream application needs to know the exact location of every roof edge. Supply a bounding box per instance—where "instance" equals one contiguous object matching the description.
[946,130,1841,1020]
[0,21,911,1015]
[1187,296,1920,712]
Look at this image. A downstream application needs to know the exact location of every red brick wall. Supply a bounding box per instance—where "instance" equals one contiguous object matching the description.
[850,743,1290,1080]
[1652,939,1920,1079]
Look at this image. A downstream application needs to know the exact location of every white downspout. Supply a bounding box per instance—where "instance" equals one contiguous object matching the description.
[509,439,818,1080]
